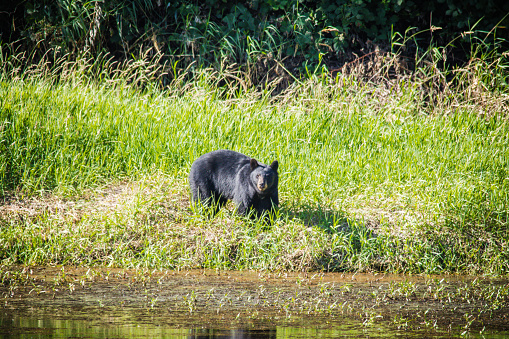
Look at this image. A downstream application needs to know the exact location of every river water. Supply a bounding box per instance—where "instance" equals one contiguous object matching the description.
[1,267,508,338]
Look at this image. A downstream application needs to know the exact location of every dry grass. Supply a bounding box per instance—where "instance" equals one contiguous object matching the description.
[0,174,335,271]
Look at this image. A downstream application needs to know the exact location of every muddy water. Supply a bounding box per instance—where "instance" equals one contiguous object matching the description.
[1,267,508,338]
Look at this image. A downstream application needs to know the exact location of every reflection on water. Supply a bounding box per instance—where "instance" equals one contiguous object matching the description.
[0,313,419,338]
[5,309,508,339]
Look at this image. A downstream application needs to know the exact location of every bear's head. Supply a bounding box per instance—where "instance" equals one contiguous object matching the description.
[250,158,278,193]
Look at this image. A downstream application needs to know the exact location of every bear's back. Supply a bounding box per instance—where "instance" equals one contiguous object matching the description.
[191,150,250,173]
[189,150,251,196]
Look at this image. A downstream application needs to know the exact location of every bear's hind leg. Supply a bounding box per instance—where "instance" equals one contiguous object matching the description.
[190,182,214,210]
[208,193,227,216]
[191,185,227,217]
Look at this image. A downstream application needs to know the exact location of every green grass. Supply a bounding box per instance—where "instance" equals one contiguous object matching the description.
[0,54,508,275]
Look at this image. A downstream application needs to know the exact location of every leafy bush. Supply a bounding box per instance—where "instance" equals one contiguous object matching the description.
[4,0,508,72]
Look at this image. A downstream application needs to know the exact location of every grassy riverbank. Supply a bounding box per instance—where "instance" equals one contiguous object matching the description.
[1,54,508,275]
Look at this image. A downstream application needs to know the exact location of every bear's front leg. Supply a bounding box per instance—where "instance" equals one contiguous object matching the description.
[233,193,254,217]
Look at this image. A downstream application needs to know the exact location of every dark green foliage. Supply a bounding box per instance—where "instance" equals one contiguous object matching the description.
[4,0,508,72]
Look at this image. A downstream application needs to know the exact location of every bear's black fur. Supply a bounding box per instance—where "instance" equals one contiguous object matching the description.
[189,150,279,218]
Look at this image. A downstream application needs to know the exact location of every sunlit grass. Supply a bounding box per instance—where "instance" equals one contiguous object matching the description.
[0,51,508,274]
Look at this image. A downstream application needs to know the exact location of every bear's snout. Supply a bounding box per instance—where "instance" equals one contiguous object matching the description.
[257,177,268,191]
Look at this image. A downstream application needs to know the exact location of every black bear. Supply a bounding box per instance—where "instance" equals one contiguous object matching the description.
[189,150,279,219]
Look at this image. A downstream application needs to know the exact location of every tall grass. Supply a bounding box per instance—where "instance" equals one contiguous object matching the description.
[0,41,508,274]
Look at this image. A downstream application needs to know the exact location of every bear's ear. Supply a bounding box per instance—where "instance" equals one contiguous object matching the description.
[270,160,278,172]
[250,158,259,171]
